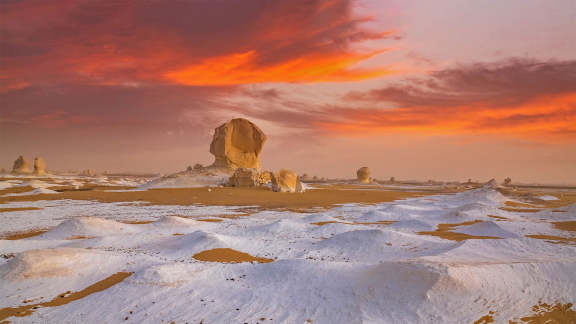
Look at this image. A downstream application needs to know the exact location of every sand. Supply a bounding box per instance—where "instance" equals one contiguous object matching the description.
[1,180,575,323]
[510,302,576,323]
[192,248,274,263]
[0,186,431,211]
[0,207,41,213]
[418,220,502,241]
[0,272,132,322]
[1,229,48,240]
[553,221,576,232]
[525,234,576,245]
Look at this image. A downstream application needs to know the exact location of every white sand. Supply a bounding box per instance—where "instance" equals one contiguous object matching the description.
[0,185,575,323]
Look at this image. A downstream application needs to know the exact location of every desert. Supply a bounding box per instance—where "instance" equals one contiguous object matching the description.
[1,118,575,323]
[1,1,575,323]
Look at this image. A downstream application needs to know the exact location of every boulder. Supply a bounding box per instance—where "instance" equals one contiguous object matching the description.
[356,167,371,184]
[483,178,500,189]
[210,118,266,170]
[270,169,304,193]
[193,163,203,170]
[80,169,95,177]
[228,168,272,187]
[12,155,31,174]
[228,168,260,187]
[257,171,272,185]
[33,157,47,175]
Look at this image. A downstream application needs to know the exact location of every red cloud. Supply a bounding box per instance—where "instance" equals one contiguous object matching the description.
[0,0,394,90]
[315,59,576,140]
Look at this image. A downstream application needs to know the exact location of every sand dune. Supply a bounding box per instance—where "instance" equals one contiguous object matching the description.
[0,177,575,323]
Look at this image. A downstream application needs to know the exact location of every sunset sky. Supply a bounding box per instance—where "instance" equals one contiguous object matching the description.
[1,0,575,184]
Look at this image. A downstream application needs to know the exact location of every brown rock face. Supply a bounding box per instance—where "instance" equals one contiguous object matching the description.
[80,169,95,177]
[210,118,266,170]
[228,168,260,187]
[228,168,272,187]
[356,167,371,184]
[271,169,304,193]
[12,156,31,174]
[33,157,47,175]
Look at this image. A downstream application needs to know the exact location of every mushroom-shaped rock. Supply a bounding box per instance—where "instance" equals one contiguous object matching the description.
[33,157,47,175]
[271,169,304,193]
[356,167,371,184]
[12,155,31,174]
[210,118,266,170]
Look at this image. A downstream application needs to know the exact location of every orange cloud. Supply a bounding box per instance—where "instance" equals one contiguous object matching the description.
[164,49,394,86]
[318,92,576,140]
[0,0,397,90]
[314,59,576,141]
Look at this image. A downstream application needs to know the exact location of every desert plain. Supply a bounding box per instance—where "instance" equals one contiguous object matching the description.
[1,162,575,323]
[2,1,576,322]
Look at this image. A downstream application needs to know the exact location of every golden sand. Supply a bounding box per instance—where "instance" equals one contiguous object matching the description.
[1,229,47,240]
[66,235,94,240]
[312,221,350,226]
[505,201,539,208]
[196,218,224,222]
[119,220,154,225]
[312,220,396,226]
[499,207,542,213]
[418,220,501,242]
[0,187,431,211]
[0,272,132,322]
[526,234,576,245]
[193,248,273,263]
[488,215,509,221]
[499,189,576,209]
[473,311,495,324]
[0,186,36,196]
[509,302,576,324]
[0,207,41,213]
[552,221,576,232]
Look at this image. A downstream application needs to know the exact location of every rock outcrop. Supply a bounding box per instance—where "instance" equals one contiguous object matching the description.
[33,157,47,175]
[210,118,266,170]
[271,169,304,193]
[80,169,95,177]
[12,156,31,174]
[228,168,259,187]
[483,179,500,189]
[356,167,371,184]
[228,168,272,187]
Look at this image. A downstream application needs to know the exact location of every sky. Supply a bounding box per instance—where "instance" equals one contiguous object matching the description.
[1,0,575,184]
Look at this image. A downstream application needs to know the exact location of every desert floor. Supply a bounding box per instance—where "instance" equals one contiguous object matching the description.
[1,175,575,323]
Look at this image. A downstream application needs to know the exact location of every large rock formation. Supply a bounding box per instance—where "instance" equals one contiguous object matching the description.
[33,157,47,175]
[12,156,31,174]
[271,169,304,193]
[210,118,266,170]
[356,167,371,184]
